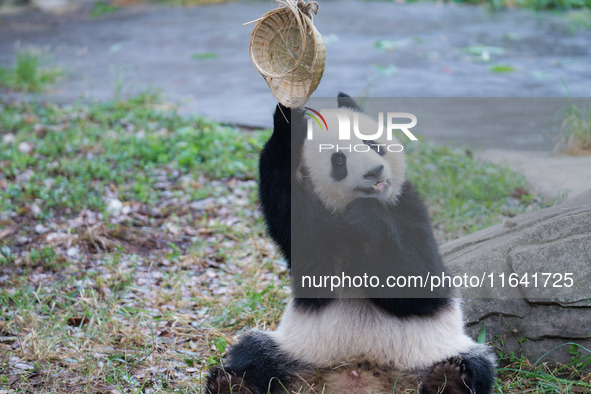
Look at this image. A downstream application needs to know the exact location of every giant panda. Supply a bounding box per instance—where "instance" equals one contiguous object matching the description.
[206,93,496,394]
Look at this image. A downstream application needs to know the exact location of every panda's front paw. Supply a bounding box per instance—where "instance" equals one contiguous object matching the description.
[342,198,389,239]
[205,366,258,394]
[421,357,472,394]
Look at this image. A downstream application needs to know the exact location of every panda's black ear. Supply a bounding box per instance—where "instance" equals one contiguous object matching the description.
[337,92,362,111]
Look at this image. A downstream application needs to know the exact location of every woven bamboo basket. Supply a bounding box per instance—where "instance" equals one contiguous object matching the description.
[248,0,325,108]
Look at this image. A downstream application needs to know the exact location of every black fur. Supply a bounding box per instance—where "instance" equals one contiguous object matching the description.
[205,332,299,394]
[257,104,304,267]
[330,152,348,181]
[260,97,450,316]
[421,357,471,394]
[460,351,497,393]
[337,91,362,111]
[421,351,496,394]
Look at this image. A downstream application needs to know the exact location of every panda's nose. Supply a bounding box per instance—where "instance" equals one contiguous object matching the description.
[363,165,384,180]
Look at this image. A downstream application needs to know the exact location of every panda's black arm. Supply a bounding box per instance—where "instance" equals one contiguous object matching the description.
[259,104,308,266]
[342,181,452,317]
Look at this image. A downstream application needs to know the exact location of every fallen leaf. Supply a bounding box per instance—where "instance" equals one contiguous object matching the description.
[192,52,218,60]
[67,317,90,327]
[0,227,15,240]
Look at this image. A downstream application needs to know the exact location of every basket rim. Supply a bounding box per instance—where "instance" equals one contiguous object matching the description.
[248,6,321,79]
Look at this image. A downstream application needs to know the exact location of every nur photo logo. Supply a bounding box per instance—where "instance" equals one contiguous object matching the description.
[304,108,418,153]
[303,107,328,131]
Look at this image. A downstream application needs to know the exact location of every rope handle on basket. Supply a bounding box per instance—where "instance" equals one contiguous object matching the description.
[243,0,318,25]
[247,0,321,79]
[298,0,319,18]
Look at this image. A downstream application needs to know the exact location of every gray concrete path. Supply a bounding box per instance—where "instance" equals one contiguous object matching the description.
[476,150,591,199]
[1,1,590,198]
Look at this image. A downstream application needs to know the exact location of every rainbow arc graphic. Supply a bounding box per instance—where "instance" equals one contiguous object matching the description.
[304,107,328,131]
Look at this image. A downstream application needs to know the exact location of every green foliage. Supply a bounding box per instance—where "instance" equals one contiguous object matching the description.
[207,281,286,328]
[514,0,591,10]
[213,336,227,354]
[405,142,543,236]
[0,246,15,265]
[0,93,270,217]
[477,323,487,344]
[192,52,219,60]
[90,1,121,18]
[498,364,591,391]
[557,102,591,154]
[567,9,591,31]
[24,246,65,271]
[489,64,516,73]
[567,343,591,371]
[0,50,62,92]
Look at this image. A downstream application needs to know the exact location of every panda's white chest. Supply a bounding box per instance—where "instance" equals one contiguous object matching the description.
[269,299,475,369]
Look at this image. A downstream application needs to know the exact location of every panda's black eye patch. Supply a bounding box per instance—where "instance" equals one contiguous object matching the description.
[363,140,386,156]
[331,152,347,181]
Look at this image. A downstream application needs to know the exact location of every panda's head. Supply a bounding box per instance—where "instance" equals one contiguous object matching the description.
[299,94,407,213]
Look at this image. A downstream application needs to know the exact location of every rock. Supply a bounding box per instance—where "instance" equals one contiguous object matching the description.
[190,198,216,211]
[13,361,34,371]
[34,224,50,234]
[2,134,15,144]
[27,203,42,218]
[33,123,46,135]
[17,141,33,154]
[66,246,79,258]
[442,190,591,365]
[16,169,34,182]
[15,236,30,246]
[106,199,123,215]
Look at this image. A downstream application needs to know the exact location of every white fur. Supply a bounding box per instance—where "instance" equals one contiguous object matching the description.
[301,109,407,213]
[269,299,476,370]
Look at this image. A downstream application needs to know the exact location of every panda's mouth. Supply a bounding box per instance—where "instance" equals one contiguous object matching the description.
[357,179,390,194]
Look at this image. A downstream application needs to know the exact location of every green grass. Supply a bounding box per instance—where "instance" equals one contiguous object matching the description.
[556,103,591,155]
[0,94,584,392]
[191,52,219,61]
[405,143,544,238]
[0,50,62,93]
[490,64,516,73]
[0,92,268,218]
[512,0,591,9]
[90,1,122,18]
[567,9,591,31]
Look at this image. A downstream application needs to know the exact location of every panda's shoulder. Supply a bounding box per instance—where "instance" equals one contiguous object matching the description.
[396,181,426,208]
[389,181,432,223]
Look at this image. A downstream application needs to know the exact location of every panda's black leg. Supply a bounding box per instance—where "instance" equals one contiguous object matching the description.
[206,366,258,394]
[421,350,495,394]
[459,350,496,394]
[421,357,471,394]
[205,332,296,394]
